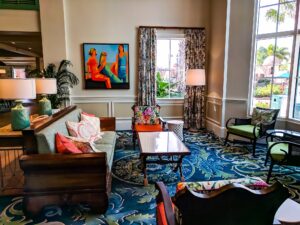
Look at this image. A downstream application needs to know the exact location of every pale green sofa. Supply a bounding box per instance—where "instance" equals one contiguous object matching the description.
[19,106,116,216]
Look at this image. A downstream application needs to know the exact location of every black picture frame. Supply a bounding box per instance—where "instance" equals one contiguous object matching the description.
[82,43,130,89]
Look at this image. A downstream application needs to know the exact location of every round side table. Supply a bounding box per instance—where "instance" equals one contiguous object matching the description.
[167,120,184,141]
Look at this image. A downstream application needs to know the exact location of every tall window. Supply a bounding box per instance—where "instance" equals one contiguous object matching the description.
[156,38,185,99]
[250,0,297,118]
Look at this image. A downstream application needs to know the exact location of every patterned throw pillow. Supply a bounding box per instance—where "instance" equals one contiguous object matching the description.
[134,106,160,125]
[176,177,269,193]
[66,120,102,142]
[65,136,96,153]
[55,133,82,154]
[56,133,95,154]
[81,112,102,133]
[251,108,276,125]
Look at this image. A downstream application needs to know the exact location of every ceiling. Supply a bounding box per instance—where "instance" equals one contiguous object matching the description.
[0,31,43,67]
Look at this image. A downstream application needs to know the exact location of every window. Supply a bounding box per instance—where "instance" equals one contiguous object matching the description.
[250,0,297,118]
[156,38,185,99]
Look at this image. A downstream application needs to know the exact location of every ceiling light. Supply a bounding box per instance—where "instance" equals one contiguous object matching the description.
[28,47,32,50]
[11,42,16,44]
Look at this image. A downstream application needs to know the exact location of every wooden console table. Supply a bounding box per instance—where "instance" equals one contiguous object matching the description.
[0,124,23,192]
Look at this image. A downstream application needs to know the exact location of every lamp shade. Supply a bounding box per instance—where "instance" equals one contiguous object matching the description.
[0,79,36,99]
[35,78,57,94]
[186,69,206,86]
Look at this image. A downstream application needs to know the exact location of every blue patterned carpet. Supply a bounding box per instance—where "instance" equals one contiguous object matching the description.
[1,131,300,224]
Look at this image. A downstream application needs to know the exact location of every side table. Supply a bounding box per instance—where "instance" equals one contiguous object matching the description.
[0,124,23,192]
[266,129,300,142]
[167,120,184,141]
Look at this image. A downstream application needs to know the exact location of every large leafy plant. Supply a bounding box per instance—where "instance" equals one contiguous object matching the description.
[28,60,79,109]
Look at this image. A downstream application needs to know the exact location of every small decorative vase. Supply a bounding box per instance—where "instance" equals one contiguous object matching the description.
[11,100,30,130]
[39,95,52,116]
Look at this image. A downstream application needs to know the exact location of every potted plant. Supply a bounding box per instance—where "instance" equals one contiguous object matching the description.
[28,60,79,109]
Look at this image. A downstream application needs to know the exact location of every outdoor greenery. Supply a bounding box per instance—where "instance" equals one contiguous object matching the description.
[28,60,79,109]
[254,83,284,97]
[255,101,270,108]
[256,44,290,66]
[265,0,295,24]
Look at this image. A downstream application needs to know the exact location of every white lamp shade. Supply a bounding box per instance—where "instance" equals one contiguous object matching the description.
[0,69,6,74]
[0,79,36,100]
[186,69,206,86]
[35,78,57,94]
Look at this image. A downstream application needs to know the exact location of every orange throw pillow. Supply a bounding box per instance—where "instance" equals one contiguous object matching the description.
[55,133,82,154]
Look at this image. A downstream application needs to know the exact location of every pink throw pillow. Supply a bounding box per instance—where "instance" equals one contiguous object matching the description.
[55,133,82,154]
[81,112,101,134]
[66,120,101,142]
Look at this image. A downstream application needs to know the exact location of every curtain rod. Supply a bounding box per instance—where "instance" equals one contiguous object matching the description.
[139,26,204,30]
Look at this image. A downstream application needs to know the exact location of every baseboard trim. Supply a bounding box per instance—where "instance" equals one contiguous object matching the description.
[206,120,226,138]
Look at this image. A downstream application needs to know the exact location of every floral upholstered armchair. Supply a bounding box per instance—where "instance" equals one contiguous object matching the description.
[131,105,166,149]
[156,177,289,225]
[225,107,280,156]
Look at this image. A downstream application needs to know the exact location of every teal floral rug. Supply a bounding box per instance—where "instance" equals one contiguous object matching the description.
[1,131,300,224]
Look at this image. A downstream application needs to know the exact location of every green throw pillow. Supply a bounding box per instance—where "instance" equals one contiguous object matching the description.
[251,108,276,125]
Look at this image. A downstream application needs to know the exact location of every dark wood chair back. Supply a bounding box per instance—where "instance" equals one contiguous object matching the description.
[256,107,280,123]
[156,181,290,225]
[173,182,289,225]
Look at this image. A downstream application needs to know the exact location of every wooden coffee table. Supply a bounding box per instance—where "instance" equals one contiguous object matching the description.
[138,131,191,186]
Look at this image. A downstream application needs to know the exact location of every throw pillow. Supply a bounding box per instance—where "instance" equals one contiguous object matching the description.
[251,108,276,125]
[134,106,160,125]
[66,136,96,153]
[55,133,82,154]
[81,112,101,133]
[66,120,102,142]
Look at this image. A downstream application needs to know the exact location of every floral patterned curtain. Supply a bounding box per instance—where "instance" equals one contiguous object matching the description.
[183,29,206,129]
[137,28,157,106]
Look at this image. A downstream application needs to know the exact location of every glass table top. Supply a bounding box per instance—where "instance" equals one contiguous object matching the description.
[266,129,300,138]
[138,131,190,154]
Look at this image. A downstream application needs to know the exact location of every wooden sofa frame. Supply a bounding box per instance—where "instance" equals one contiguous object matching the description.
[19,105,116,216]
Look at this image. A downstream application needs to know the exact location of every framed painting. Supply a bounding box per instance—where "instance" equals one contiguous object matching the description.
[83,43,130,89]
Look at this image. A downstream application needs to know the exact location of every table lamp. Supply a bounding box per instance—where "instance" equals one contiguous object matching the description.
[0,79,36,130]
[186,69,206,131]
[35,78,57,116]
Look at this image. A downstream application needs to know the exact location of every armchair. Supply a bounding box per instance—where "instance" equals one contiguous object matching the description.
[265,133,300,183]
[225,107,280,156]
[131,105,166,149]
[156,180,289,225]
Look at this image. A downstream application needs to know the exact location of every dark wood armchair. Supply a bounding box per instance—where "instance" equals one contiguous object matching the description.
[265,136,300,183]
[131,105,166,149]
[225,107,280,156]
[156,181,289,225]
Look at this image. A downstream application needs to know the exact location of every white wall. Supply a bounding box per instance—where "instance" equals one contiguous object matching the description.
[39,0,67,65]
[206,0,227,136]
[39,0,210,129]
[63,0,209,98]
[0,9,40,32]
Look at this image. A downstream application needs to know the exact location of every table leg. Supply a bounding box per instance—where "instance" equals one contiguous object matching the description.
[0,152,3,192]
[178,156,184,182]
[142,156,148,186]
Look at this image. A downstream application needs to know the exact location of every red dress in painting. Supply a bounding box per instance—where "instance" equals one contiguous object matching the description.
[87,57,111,89]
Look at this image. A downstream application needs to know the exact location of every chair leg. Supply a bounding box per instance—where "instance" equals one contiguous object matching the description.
[224,132,229,146]
[264,151,270,166]
[266,162,274,184]
[252,139,256,157]
[132,131,136,150]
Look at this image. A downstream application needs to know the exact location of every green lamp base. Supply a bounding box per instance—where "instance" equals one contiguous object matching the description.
[11,100,30,131]
[39,96,52,116]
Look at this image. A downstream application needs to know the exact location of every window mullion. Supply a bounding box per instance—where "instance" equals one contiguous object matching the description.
[169,40,171,99]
